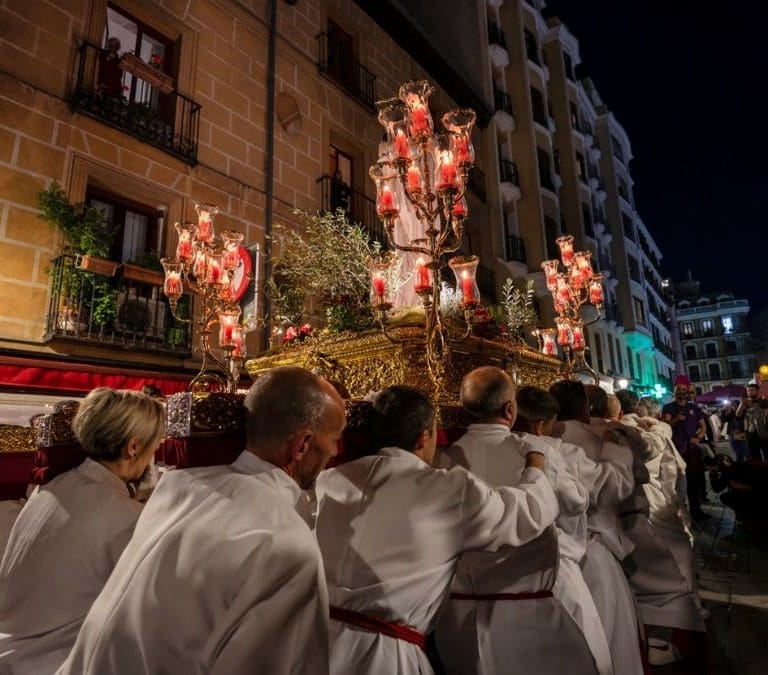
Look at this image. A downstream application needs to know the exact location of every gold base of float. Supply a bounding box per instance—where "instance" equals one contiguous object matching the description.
[245,326,561,404]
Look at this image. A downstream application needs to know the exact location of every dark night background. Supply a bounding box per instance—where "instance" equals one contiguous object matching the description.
[545,1,767,313]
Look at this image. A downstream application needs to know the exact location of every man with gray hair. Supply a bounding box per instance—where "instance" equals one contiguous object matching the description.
[59,366,345,675]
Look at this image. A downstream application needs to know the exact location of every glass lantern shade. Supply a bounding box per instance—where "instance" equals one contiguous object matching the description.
[161,258,184,299]
[589,275,605,306]
[541,259,560,292]
[192,248,207,279]
[556,318,573,347]
[175,222,198,262]
[369,256,395,309]
[220,230,244,271]
[538,328,558,356]
[217,307,241,347]
[571,319,586,350]
[205,250,225,285]
[399,80,434,138]
[411,239,432,294]
[449,255,480,308]
[556,234,575,266]
[230,326,246,359]
[433,134,459,193]
[452,196,468,220]
[377,98,411,162]
[369,163,400,217]
[195,202,218,243]
[442,108,476,167]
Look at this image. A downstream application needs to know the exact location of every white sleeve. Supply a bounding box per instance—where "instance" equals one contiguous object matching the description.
[577,442,635,508]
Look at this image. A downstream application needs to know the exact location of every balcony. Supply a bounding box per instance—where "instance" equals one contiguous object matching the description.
[71,41,201,165]
[317,33,377,112]
[316,175,385,246]
[499,159,521,204]
[604,302,623,326]
[45,254,192,355]
[493,89,515,133]
[488,21,507,49]
[505,234,526,264]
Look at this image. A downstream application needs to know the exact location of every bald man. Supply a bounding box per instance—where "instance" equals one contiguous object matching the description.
[59,366,345,675]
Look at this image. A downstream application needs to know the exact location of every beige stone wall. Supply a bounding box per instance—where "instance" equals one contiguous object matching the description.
[0,0,477,361]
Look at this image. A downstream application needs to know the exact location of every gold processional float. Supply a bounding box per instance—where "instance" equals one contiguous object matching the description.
[156,80,606,434]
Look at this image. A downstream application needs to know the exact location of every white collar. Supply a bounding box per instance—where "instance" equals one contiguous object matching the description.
[231,450,301,501]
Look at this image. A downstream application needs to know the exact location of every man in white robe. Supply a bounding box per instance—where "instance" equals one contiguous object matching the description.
[550,380,644,675]
[58,366,346,675]
[616,390,707,668]
[434,369,607,675]
[314,385,559,675]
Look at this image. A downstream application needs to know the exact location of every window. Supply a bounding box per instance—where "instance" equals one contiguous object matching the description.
[87,187,160,263]
[607,335,616,372]
[537,148,554,191]
[530,87,548,126]
[722,316,734,334]
[611,134,624,162]
[618,176,630,202]
[594,333,604,373]
[682,322,693,337]
[524,29,540,64]
[701,319,714,336]
[725,339,738,355]
[708,363,721,380]
[730,361,742,378]
[627,255,641,283]
[616,338,623,371]
[689,365,701,382]
[627,346,635,378]
[622,212,635,240]
[575,152,587,182]
[636,353,642,381]
[705,342,718,358]
[633,295,646,324]
[544,216,560,260]
[685,345,697,360]
[581,203,593,237]
[563,52,574,80]
[104,4,177,107]
[569,102,579,130]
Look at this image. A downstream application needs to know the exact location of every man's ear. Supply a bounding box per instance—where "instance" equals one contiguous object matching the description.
[532,419,545,436]
[414,427,430,453]
[287,429,312,462]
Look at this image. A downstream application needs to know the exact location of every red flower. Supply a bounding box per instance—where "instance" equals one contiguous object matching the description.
[150,53,163,67]
[299,323,313,336]
[284,326,299,342]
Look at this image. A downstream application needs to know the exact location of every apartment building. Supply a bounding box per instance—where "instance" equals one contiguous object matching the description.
[673,281,755,394]
[0,0,494,398]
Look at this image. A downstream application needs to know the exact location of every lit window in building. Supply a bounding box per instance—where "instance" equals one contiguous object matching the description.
[722,316,734,334]
[682,322,693,337]
[633,296,646,324]
[701,319,714,336]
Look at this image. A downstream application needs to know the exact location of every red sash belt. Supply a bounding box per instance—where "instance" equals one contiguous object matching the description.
[329,605,425,650]
[450,590,553,601]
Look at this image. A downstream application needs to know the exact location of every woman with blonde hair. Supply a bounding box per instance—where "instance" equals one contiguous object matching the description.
[0,387,165,674]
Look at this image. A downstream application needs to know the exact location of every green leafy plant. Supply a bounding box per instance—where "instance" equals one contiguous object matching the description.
[268,209,383,333]
[500,277,538,341]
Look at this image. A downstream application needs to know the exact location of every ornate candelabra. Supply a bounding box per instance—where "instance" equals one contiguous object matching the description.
[160,203,247,393]
[537,235,605,382]
[368,81,480,396]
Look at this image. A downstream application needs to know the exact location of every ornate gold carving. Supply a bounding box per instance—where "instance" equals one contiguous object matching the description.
[246,330,560,403]
[166,393,246,437]
[0,424,37,453]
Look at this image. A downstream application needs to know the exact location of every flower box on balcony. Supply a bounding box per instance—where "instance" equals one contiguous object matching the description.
[76,255,119,277]
[119,53,174,95]
[122,263,164,286]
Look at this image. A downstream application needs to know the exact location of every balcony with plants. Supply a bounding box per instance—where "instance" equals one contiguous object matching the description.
[70,40,201,165]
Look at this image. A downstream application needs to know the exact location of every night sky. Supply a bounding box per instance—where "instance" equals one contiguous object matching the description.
[545,1,767,312]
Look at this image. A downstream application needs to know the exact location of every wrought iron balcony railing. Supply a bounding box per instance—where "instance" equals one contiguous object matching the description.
[45,254,193,355]
[71,41,201,165]
[316,175,385,247]
[468,166,487,202]
[505,234,526,263]
[499,159,520,186]
[493,88,513,116]
[316,33,377,112]
[488,21,507,49]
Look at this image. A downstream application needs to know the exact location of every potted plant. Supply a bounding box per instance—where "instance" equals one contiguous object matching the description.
[123,250,164,286]
[38,183,120,331]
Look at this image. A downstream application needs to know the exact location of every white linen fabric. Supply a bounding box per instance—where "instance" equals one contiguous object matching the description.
[57,451,329,675]
[314,446,558,675]
[0,459,142,675]
[434,426,609,675]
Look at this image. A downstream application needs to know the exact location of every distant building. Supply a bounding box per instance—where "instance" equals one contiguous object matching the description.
[673,282,755,394]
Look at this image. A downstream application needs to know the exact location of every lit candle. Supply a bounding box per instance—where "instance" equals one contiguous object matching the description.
[461,271,477,306]
[407,165,422,193]
[223,248,240,270]
[452,199,467,218]
[193,250,207,278]
[176,237,193,261]
[455,137,470,163]
[164,271,183,297]
[589,281,604,305]
[207,259,221,284]
[543,335,557,356]
[394,129,409,158]
[557,323,571,346]
[373,274,386,299]
[410,105,428,134]
[572,325,585,349]
[377,187,398,215]
[231,330,244,358]
[222,323,234,344]
[437,157,456,190]
[414,258,431,293]
[197,216,212,242]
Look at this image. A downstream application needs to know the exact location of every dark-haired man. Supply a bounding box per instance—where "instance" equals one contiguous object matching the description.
[314,384,558,675]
